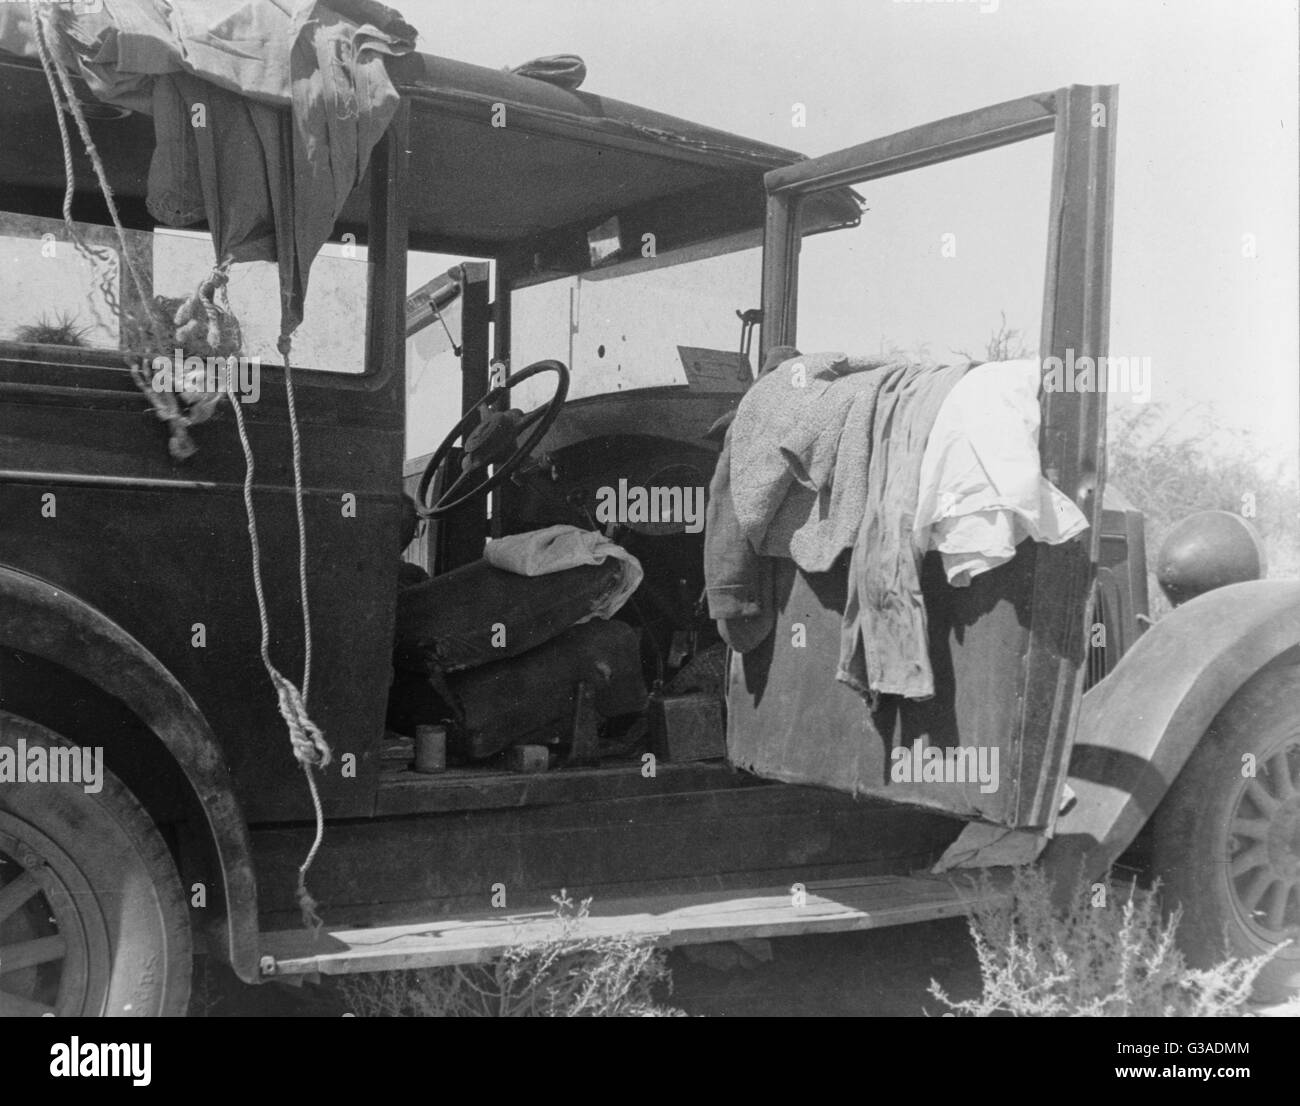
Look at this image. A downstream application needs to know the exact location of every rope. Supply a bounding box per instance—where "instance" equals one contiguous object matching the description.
[280,340,315,701]
[30,8,121,340]
[125,263,234,461]
[225,353,331,932]
[31,7,150,307]
[277,337,328,911]
[34,6,331,931]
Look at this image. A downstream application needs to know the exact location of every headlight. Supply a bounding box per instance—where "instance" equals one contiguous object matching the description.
[1156,510,1267,606]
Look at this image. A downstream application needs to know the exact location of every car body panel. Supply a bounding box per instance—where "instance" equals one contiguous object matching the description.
[1044,578,1300,887]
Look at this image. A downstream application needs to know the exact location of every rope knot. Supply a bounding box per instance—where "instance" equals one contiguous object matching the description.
[270,671,331,770]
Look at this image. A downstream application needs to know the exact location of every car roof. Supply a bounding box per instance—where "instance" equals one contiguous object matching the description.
[0,50,860,270]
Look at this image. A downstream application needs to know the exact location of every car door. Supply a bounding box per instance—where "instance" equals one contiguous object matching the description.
[730,86,1117,831]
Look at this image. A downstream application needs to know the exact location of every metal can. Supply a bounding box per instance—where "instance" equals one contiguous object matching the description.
[414,724,447,773]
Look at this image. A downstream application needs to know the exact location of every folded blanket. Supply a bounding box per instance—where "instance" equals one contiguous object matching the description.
[484,525,644,622]
[729,351,899,572]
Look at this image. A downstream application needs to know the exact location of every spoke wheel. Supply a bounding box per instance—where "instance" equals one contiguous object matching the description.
[0,712,191,1016]
[0,818,105,1017]
[1225,737,1300,944]
[1150,665,1300,1002]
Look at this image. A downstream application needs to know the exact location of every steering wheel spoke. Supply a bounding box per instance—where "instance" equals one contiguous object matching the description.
[440,466,480,502]
[515,404,549,433]
[417,360,569,519]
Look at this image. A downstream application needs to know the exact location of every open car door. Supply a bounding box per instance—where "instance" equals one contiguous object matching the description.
[730,86,1118,833]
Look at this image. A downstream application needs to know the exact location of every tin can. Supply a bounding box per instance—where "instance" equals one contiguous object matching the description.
[414,724,447,773]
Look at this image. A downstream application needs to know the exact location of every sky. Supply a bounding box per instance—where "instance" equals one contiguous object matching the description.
[1,1,1290,476]
[399,0,1299,475]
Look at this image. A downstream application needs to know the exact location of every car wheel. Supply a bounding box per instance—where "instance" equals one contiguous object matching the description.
[0,711,192,1016]
[1149,665,1300,1003]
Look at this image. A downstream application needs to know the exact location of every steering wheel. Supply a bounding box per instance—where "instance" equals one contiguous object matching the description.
[416,359,570,519]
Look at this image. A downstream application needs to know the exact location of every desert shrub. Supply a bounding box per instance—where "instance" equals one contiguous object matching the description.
[1108,402,1300,613]
[929,868,1273,1017]
[338,892,685,1017]
[13,310,90,347]
[964,316,1299,606]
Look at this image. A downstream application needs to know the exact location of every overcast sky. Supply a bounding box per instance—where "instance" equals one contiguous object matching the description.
[402,0,1299,475]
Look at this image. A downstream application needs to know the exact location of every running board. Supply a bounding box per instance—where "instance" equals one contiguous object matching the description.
[258,874,1004,978]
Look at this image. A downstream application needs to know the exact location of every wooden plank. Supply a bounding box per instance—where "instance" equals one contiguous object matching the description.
[255,860,931,931]
[260,874,1003,976]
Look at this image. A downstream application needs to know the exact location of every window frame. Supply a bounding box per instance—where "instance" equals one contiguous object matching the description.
[0,106,409,397]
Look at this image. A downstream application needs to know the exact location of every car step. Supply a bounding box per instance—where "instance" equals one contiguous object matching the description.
[258,873,1003,977]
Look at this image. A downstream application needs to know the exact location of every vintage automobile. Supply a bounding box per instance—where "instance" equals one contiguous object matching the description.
[0,41,1297,1017]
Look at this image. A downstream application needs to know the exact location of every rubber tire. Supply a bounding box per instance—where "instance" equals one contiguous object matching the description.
[0,712,192,1016]
[1149,666,1300,1003]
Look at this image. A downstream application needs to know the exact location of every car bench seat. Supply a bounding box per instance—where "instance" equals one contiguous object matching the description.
[392,556,647,759]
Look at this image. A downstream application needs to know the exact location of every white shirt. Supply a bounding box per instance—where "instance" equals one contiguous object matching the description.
[914,359,1089,586]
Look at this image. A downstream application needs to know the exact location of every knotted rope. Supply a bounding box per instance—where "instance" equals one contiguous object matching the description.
[33,4,331,931]
[126,263,233,460]
[224,337,331,932]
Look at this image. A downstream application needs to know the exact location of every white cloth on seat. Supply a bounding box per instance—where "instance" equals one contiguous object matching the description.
[914,359,1089,586]
[484,525,644,621]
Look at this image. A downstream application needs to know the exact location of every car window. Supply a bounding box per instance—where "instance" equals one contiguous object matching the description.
[0,212,369,375]
[794,135,1053,365]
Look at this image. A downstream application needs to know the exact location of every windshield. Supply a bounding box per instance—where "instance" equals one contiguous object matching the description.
[509,238,763,412]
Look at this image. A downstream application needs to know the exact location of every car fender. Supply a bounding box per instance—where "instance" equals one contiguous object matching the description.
[0,565,260,983]
[1043,578,1300,890]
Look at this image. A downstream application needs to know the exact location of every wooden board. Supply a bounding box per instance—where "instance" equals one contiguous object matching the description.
[260,873,1004,976]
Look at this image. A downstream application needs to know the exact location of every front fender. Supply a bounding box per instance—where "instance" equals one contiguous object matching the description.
[0,566,260,983]
[1043,578,1300,889]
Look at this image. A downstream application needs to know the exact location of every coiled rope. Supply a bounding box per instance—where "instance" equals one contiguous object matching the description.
[31,3,331,931]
